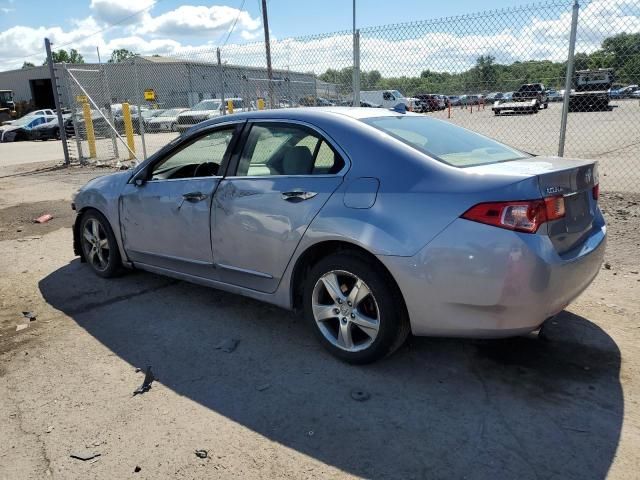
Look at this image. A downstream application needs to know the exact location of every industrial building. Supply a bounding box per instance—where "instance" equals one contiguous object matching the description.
[0,56,339,111]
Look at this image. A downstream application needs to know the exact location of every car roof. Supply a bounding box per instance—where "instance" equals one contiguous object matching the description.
[198,107,420,128]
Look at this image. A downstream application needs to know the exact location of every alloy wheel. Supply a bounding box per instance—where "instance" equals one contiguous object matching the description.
[82,218,110,272]
[311,270,380,352]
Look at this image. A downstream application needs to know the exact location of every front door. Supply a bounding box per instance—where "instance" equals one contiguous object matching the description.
[120,125,239,278]
[212,121,346,293]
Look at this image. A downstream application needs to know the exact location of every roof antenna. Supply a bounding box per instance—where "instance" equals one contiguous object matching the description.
[391,103,406,114]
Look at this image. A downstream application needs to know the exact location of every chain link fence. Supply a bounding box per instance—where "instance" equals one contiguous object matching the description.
[55,0,639,191]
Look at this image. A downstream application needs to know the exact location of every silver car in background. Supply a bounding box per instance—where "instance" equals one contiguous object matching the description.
[72,108,606,363]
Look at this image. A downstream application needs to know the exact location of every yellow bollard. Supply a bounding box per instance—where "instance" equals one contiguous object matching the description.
[227,99,234,114]
[257,98,265,110]
[82,101,96,158]
[122,102,136,160]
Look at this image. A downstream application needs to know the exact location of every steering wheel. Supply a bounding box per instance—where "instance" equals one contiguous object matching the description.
[193,162,219,177]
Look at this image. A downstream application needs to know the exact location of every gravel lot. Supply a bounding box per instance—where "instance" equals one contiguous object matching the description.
[0,160,638,479]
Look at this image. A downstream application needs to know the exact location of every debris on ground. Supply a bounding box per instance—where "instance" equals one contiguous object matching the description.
[214,338,239,353]
[15,324,29,332]
[33,214,53,224]
[132,366,155,396]
[45,426,53,433]
[22,311,36,321]
[195,449,208,459]
[70,452,101,461]
[350,389,371,402]
[134,466,141,473]
[256,383,271,392]
[604,262,612,270]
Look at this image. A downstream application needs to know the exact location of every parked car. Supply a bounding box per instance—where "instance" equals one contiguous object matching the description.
[502,91,514,101]
[447,95,462,106]
[485,92,504,102]
[415,94,446,112]
[146,108,189,132]
[299,96,334,107]
[493,83,548,115]
[28,115,74,140]
[547,89,563,102]
[72,108,606,364]
[141,109,166,126]
[460,95,482,106]
[630,90,640,99]
[2,108,56,126]
[0,112,57,142]
[176,98,244,132]
[610,84,638,98]
[338,100,381,108]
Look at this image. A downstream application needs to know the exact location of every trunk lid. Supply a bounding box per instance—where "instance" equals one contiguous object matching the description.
[467,156,599,254]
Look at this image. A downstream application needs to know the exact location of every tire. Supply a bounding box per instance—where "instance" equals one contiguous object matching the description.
[79,210,123,278]
[303,252,410,364]
[543,102,548,109]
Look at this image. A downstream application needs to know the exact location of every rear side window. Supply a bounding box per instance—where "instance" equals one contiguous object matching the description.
[364,116,529,167]
[236,123,344,176]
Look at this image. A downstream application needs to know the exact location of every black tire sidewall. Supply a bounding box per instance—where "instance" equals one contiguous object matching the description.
[303,253,405,364]
[80,210,122,278]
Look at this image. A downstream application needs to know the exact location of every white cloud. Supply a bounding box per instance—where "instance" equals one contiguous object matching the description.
[90,0,155,26]
[1,7,15,14]
[0,0,638,76]
[139,5,261,38]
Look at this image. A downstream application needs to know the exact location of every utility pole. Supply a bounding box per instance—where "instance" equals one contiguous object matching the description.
[261,0,274,108]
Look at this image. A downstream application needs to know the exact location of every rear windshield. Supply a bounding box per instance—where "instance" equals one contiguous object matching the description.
[364,116,529,167]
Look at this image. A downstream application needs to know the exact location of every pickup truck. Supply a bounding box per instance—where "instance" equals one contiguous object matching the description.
[492,83,548,115]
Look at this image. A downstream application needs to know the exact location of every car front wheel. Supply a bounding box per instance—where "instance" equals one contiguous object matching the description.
[79,210,122,278]
[304,253,409,364]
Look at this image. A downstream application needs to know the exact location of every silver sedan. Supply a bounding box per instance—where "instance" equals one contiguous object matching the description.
[72,108,606,363]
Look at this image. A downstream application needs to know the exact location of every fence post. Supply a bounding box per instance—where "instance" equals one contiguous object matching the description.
[44,38,70,165]
[353,29,361,106]
[558,0,580,157]
[217,48,226,115]
[134,57,147,160]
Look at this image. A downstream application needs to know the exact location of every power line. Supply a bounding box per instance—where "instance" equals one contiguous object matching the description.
[220,0,247,48]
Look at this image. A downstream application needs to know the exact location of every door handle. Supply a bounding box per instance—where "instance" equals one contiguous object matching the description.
[182,192,208,202]
[281,191,317,201]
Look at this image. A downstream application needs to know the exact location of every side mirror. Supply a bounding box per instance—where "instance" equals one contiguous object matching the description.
[134,177,145,187]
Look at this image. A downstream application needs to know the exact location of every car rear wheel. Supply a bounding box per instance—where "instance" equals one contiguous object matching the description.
[79,210,122,278]
[303,253,409,364]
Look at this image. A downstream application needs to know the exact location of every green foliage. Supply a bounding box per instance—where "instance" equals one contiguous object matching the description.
[320,32,640,95]
[21,62,35,69]
[108,49,139,63]
[43,48,85,65]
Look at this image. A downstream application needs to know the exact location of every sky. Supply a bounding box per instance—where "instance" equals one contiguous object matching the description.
[0,0,638,73]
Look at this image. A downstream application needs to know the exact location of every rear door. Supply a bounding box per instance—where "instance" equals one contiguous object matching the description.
[212,121,347,292]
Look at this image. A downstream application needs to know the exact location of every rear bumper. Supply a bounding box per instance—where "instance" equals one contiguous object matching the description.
[379,217,606,338]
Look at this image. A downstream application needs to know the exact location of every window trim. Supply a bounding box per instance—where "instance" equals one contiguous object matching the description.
[130,120,245,184]
[225,119,350,179]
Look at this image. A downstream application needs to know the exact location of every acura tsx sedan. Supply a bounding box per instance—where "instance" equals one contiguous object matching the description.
[72,107,606,363]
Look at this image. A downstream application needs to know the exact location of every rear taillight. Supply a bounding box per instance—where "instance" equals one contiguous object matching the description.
[592,184,599,201]
[461,196,565,233]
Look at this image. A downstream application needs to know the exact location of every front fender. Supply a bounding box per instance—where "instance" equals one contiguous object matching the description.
[73,171,130,263]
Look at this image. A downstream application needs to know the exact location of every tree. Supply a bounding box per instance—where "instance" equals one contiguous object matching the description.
[22,62,35,69]
[44,48,85,64]
[108,49,139,63]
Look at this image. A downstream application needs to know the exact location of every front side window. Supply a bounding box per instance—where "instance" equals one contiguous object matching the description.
[236,124,344,177]
[364,116,529,167]
[150,128,234,180]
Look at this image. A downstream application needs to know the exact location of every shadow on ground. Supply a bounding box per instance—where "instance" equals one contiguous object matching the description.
[40,260,623,479]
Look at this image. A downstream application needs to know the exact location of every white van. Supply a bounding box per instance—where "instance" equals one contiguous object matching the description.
[360,90,417,110]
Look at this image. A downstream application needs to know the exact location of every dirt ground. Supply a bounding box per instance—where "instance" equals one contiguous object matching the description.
[0,160,639,480]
